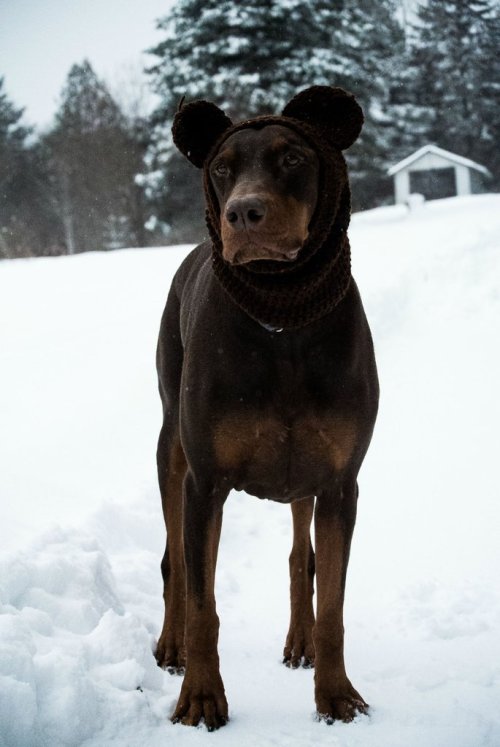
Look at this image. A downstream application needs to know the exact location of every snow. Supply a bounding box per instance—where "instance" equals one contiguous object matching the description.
[1,194,500,746]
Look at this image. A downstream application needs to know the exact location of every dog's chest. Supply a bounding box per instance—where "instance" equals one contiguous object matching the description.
[211,410,358,499]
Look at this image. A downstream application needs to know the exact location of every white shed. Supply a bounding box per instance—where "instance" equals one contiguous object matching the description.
[388,144,491,204]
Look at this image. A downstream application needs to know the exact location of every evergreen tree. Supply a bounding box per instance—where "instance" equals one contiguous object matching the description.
[314,0,406,207]
[405,0,500,187]
[0,77,29,256]
[150,0,325,121]
[0,78,64,258]
[146,0,405,239]
[45,61,150,254]
[0,78,28,153]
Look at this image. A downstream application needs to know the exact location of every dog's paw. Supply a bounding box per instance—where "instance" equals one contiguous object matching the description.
[283,651,315,669]
[155,638,186,675]
[283,626,315,669]
[315,684,369,723]
[171,671,228,731]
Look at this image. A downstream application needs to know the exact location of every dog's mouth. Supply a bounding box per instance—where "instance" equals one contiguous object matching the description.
[227,244,301,265]
[221,232,305,266]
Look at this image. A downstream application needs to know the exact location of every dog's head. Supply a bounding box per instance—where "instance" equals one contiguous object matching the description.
[172,86,363,266]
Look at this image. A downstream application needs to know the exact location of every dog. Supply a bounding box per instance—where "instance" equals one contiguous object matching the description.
[155,86,379,730]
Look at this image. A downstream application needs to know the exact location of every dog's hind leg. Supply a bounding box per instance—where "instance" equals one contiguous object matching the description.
[155,286,187,673]
[283,496,316,668]
[156,428,187,673]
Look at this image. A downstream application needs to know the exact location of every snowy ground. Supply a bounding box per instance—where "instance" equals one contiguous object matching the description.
[1,194,499,747]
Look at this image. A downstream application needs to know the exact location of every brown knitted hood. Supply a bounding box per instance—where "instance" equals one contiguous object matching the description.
[172,86,363,329]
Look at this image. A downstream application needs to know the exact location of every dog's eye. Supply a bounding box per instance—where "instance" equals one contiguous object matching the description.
[283,152,302,168]
[213,162,229,177]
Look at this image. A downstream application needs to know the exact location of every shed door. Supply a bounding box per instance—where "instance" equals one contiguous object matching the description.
[409,167,457,200]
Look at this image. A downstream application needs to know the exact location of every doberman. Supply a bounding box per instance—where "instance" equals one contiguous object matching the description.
[155,86,379,729]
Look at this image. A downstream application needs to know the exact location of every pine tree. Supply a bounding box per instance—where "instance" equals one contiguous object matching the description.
[146,0,405,239]
[45,61,150,253]
[0,78,29,256]
[315,0,407,207]
[405,0,500,187]
[149,0,326,121]
[0,78,28,152]
[477,2,500,185]
[0,79,64,258]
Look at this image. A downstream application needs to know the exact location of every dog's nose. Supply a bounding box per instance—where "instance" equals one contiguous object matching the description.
[225,196,267,231]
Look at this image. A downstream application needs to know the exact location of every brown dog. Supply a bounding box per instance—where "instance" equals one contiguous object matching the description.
[155,86,379,729]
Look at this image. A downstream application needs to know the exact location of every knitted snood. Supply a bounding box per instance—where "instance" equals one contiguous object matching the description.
[203,115,353,330]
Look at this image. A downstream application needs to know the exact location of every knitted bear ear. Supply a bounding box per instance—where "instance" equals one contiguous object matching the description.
[282,86,363,150]
[172,100,233,168]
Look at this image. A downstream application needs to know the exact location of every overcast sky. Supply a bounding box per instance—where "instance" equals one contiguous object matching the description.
[0,0,175,130]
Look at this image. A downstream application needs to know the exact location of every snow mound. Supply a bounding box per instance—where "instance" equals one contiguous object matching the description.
[0,530,163,747]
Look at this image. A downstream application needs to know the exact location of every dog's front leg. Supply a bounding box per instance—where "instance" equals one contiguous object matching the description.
[171,472,228,730]
[313,482,368,723]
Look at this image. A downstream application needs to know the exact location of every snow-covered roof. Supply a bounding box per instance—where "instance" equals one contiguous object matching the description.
[388,144,491,177]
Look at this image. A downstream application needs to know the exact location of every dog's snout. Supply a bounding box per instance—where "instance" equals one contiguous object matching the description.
[225,196,267,231]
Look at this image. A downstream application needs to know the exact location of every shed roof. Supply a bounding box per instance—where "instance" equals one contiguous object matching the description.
[388,144,491,178]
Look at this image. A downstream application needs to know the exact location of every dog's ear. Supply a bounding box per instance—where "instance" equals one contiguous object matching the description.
[172,100,233,168]
[282,86,363,150]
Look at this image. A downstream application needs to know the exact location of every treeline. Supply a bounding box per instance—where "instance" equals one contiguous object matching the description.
[1,0,499,259]
[0,64,152,258]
